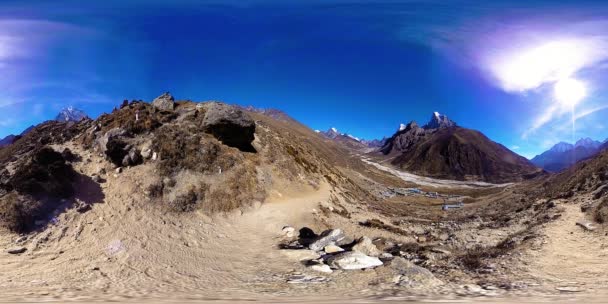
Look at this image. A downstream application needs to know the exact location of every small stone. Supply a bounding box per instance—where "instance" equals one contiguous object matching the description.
[576,220,596,231]
[115,167,122,174]
[91,175,102,183]
[310,264,333,274]
[282,226,295,238]
[76,204,92,213]
[323,244,345,254]
[556,286,584,293]
[287,274,328,284]
[352,236,381,257]
[7,247,27,254]
[152,152,158,161]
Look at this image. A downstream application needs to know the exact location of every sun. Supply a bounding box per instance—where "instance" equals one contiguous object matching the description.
[554,78,587,107]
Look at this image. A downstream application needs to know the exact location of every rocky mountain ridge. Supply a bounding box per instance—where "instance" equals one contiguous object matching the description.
[378,112,539,183]
[531,137,605,172]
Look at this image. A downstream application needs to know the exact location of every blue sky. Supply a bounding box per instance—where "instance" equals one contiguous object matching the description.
[1,1,608,158]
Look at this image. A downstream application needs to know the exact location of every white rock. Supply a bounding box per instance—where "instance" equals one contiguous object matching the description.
[323,244,345,254]
[326,251,383,270]
[310,264,333,273]
[282,226,295,238]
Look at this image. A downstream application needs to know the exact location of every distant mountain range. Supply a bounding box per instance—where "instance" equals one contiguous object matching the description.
[0,107,88,148]
[531,137,607,172]
[316,127,388,150]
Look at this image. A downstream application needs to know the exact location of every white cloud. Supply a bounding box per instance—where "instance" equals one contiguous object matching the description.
[510,145,520,150]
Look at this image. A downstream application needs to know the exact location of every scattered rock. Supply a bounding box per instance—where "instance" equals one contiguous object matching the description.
[122,148,142,167]
[336,236,355,247]
[115,167,122,174]
[287,274,329,284]
[309,229,346,251]
[91,175,102,183]
[7,247,27,254]
[352,236,381,257]
[76,204,92,213]
[388,257,442,287]
[282,226,295,238]
[141,148,152,159]
[556,286,584,293]
[309,264,333,274]
[152,92,175,111]
[326,251,383,270]
[152,152,158,161]
[201,102,256,151]
[379,252,394,260]
[576,220,596,231]
[324,244,345,254]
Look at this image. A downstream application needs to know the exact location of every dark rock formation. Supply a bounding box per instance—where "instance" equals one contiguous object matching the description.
[201,102,256,152]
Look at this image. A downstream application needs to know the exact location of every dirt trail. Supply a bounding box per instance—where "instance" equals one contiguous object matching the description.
[525,202,608,292]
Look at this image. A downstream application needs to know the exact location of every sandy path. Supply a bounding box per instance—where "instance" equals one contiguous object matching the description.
[0,162,331,302]
[525,202,608,292]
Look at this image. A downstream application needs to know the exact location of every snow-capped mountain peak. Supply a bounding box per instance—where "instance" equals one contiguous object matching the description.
[55,106,89,122]
[549,142,574,153]
[399,123,407,131]
[574,137,601,149]
[347,134,360,141]
[423,111,456,129]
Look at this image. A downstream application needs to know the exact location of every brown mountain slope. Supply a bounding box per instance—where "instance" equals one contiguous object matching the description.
[390,127,541,183]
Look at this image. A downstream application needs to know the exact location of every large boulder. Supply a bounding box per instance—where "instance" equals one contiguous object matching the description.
[326,251,383,270]
[201,102,255,152]
[152,92,175,111]
[308,229,346,252]
[388,257,443,287]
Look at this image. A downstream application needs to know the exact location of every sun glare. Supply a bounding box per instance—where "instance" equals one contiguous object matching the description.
[554,78,586,107]
[491,39,594,92]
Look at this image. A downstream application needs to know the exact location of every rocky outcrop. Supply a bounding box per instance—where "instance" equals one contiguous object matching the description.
[152,92,175,111]
[95,128,141,167]
[201,102,255,152]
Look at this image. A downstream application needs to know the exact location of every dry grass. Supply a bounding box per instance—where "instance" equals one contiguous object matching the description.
[0,147,76,232]
[457,237,517,271]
